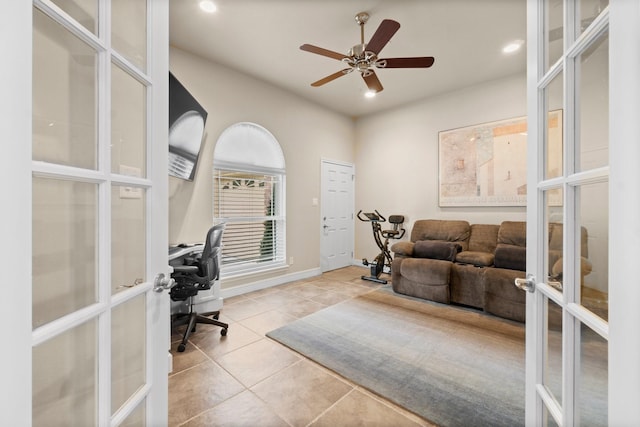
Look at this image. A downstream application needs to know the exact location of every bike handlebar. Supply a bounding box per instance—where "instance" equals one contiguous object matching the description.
[357,210,386,222]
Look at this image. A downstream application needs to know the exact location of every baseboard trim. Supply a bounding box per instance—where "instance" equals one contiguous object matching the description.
[220,267,322,299]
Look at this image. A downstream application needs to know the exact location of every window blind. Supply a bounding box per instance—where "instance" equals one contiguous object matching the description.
[213,170,285,273]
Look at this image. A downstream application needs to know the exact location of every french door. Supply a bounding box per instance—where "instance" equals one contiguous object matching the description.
[526,0,640,425]
[320,160,355,272]
[1,1,170,425]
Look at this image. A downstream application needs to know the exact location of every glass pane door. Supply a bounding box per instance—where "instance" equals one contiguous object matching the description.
[526,1,609,425]
[31,1,169,425]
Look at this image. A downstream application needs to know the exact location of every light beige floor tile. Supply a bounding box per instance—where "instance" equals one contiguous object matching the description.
[310,290,353,306]
[181,390,289,427]
[189,322,262,360]
[275,279,308,290]
[282,282,329,299]
[169,344,208,375]
[277,298,327,318]
[335,283,379,297]
[168,360,245,426]
[224,293,251,304]
[240,308,298,336]
[220,298,275,322]
[216,338,300,387]
[251,290,307,307]
[244,286,282,298]
[169,267,437,426]
[305,278,346,290]
[251,359,353,426]
[355,387,436,427]
[171,323,228,353]
[309,389,428,427]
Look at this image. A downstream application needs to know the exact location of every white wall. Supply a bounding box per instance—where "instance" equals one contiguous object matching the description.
[169,47,355,289]
[168,48,608,295]
[354,74,527,259]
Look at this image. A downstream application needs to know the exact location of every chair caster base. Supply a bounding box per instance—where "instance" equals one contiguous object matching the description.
[177,343,186,352]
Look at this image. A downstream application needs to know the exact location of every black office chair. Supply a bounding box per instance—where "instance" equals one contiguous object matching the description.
[170,223,229,352]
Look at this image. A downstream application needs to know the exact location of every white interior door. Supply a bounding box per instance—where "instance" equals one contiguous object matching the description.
[320,160,354,272]
[1,1,169,425]
[525,0,615,425]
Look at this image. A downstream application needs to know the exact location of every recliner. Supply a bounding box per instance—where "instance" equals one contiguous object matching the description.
[170,223,228,352]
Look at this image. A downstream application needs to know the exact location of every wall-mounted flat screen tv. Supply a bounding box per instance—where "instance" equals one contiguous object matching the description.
[168,72,208,181]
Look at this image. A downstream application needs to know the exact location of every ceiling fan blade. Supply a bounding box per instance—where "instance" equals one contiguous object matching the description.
[377,57,435,68]
[300,44,347,61]
[365,19,400,55]
[362,71,384,93]
[311,69,352,87]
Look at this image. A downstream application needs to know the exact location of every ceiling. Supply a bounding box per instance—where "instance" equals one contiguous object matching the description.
[169,0,527,118]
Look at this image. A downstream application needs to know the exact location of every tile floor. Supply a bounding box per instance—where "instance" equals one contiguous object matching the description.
[168,266,436,427]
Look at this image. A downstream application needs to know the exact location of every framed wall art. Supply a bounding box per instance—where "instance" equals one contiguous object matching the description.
[438,110,562,207]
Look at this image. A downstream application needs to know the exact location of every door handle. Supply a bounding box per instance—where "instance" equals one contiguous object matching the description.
[153,272,175,293]
[514,273,536,293]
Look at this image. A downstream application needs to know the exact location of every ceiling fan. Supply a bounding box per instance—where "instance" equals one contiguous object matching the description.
[300,12,435,93]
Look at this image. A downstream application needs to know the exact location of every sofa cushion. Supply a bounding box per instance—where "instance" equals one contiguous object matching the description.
[498,221,527,247]
[413,240,461,261]
[494,244,527,271]
[410,220,470,251]
[455,251,494,267]
[468,224,500,253]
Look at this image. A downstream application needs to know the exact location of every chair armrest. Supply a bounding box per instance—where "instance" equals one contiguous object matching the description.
[172,265,200,274]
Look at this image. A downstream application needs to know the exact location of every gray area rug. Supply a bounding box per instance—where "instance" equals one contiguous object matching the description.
[267,287,525,427]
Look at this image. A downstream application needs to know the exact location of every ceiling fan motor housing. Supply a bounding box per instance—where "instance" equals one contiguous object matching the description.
[349,43,366,58]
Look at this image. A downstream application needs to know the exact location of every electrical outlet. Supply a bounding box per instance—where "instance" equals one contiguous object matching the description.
[289,256,294,265]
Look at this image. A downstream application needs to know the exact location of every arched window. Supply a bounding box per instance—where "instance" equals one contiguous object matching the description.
[213,122,286,275]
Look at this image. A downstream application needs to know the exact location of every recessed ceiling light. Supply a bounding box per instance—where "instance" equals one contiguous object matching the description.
[502,39,525,54]
[199,0,217,13]
[364,90,377,98]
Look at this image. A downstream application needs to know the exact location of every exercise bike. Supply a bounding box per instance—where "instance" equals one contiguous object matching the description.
[357,210,405,284]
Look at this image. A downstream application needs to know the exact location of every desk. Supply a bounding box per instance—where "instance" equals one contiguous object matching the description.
[168,244,223,315]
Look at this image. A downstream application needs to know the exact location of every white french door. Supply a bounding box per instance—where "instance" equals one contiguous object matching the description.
[1,1,170,425]
[526,0,640,425]
[320,160,354,272]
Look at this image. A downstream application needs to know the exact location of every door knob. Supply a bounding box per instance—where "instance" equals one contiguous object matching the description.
[514,273,536,293]
[153,272,175,293]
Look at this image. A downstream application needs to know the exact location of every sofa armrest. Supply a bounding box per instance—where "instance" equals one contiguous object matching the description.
[413,240,462,261]
[391,241,415,257]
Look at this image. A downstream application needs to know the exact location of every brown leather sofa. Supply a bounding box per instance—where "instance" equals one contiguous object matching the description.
[390,219,591,323]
